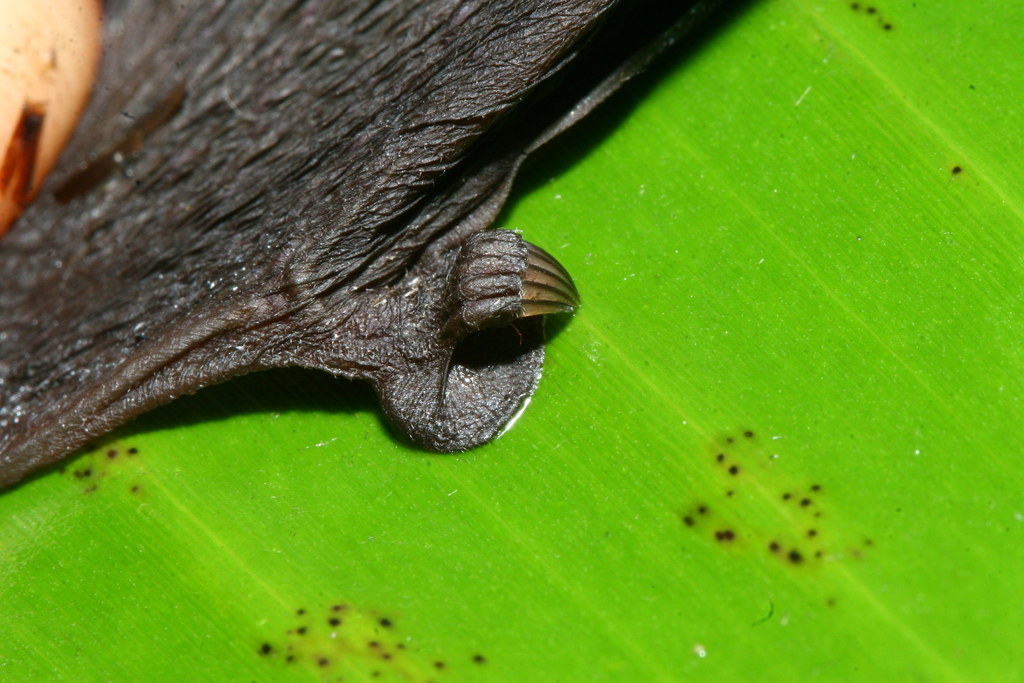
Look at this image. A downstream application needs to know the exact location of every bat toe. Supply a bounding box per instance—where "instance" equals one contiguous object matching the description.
[446,229,578,337]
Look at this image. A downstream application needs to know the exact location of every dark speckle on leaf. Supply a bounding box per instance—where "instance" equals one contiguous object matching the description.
[259,643,272,655]
[744,430,754,438]
[128,447,138,455]
[296,627,306,635]
[716,453,725,463]
[789,550,803,564]
[769,541,780,552]
[728,465,739,476]
[473,654,487,665]
[952,165,962,175]
[697,505,708,515]
[329,618,341,626]
[683,515,695,527]
[435,661,446,670]
[800,498,811,507]
[715,529,735,542]
[379,618,393,628]
[107,449,118,459]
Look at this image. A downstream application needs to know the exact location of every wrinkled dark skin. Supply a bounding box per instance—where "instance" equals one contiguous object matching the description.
[0,0,721,488]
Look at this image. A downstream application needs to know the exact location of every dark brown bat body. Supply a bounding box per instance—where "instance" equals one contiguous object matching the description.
[0,0,720,488]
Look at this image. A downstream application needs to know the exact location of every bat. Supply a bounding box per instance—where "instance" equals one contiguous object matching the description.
[0,0,723,488]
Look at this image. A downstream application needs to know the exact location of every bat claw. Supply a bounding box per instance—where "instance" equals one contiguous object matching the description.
[520,242,579,317]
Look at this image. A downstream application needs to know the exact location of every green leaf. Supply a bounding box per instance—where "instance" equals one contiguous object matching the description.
[3,0,1022,680]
